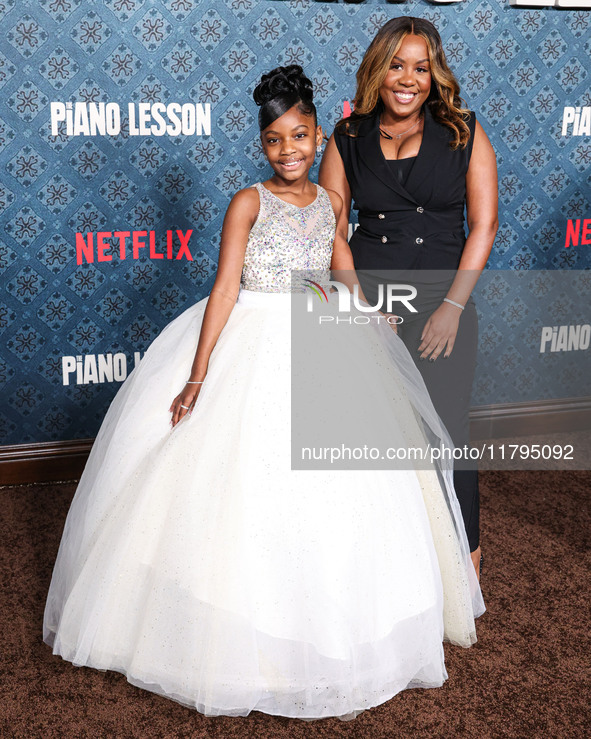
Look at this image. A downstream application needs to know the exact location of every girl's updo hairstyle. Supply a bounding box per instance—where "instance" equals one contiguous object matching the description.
[253,65,317,132]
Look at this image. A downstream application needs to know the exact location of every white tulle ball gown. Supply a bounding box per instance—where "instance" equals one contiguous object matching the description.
[43,183,485,720]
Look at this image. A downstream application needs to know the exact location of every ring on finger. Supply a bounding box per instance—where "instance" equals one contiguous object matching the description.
[180,404,190,410]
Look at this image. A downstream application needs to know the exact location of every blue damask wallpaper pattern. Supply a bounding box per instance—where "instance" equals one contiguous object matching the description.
[0,0,590,444]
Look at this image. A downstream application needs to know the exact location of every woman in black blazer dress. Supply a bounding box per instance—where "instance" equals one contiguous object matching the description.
[319,17,498,579]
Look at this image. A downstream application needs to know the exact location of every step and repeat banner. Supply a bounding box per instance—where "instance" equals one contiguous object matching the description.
[0,0,589,446]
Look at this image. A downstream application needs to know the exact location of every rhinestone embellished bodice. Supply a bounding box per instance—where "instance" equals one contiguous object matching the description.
[240,182,335,293]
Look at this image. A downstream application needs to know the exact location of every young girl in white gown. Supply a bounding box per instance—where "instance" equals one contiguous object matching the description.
[43,65,485,720]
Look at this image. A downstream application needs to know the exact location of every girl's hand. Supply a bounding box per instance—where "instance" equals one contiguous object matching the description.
[169,383,202,428]
[418,303,462,361]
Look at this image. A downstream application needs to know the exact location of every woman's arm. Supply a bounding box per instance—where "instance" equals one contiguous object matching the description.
[319,135,353,271]
[170,187,258,426]
[324,185,354,275]
[445,119,499,302]
[324,184,397,332]
[419,120,498,360]
[321,139,398,330]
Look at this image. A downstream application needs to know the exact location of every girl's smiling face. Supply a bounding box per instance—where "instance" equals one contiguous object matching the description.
[261,104,323,183]
[379,34,432,120]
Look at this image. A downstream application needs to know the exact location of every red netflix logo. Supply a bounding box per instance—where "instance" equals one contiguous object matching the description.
[75,229,194,265]
[564,219,591,248]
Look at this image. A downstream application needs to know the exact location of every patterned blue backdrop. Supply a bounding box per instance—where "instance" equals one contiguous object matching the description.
[0,0,590,445]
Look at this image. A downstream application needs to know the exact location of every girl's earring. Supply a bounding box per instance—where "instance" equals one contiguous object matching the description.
[316,144,323,155]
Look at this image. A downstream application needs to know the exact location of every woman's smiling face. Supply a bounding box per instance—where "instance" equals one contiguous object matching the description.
[379,34,432,120]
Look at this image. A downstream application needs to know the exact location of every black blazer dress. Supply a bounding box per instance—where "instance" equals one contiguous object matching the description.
[335,105,476,277]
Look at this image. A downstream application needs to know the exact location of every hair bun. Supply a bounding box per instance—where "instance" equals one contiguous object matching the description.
[253,65,313,108]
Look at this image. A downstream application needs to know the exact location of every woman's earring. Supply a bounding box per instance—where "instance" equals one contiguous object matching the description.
[316,144,323,155]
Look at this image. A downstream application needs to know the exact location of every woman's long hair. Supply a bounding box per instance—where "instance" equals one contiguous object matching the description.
[338,17,470,149]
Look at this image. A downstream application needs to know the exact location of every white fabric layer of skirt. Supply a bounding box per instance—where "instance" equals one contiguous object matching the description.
[43,289,485,719]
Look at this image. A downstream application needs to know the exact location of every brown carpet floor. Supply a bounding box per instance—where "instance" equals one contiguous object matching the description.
[1,471,590,739]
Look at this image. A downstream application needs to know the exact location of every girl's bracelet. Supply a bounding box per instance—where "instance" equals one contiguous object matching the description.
[443,298,464,311]
[186,380,204,384]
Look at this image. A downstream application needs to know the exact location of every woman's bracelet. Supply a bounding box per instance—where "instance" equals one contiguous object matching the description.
[186,380,204,384]
[443,298,464,311]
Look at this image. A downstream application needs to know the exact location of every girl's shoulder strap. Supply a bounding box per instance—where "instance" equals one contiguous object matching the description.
[253,182,272,198]
[253,181,275,208]
[315,183,331,206]
[248,182,267,228]
[314,183,338,224]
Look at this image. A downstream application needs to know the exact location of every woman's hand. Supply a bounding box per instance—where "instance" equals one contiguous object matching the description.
[418,303,462,361]
[169,383,202,428]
